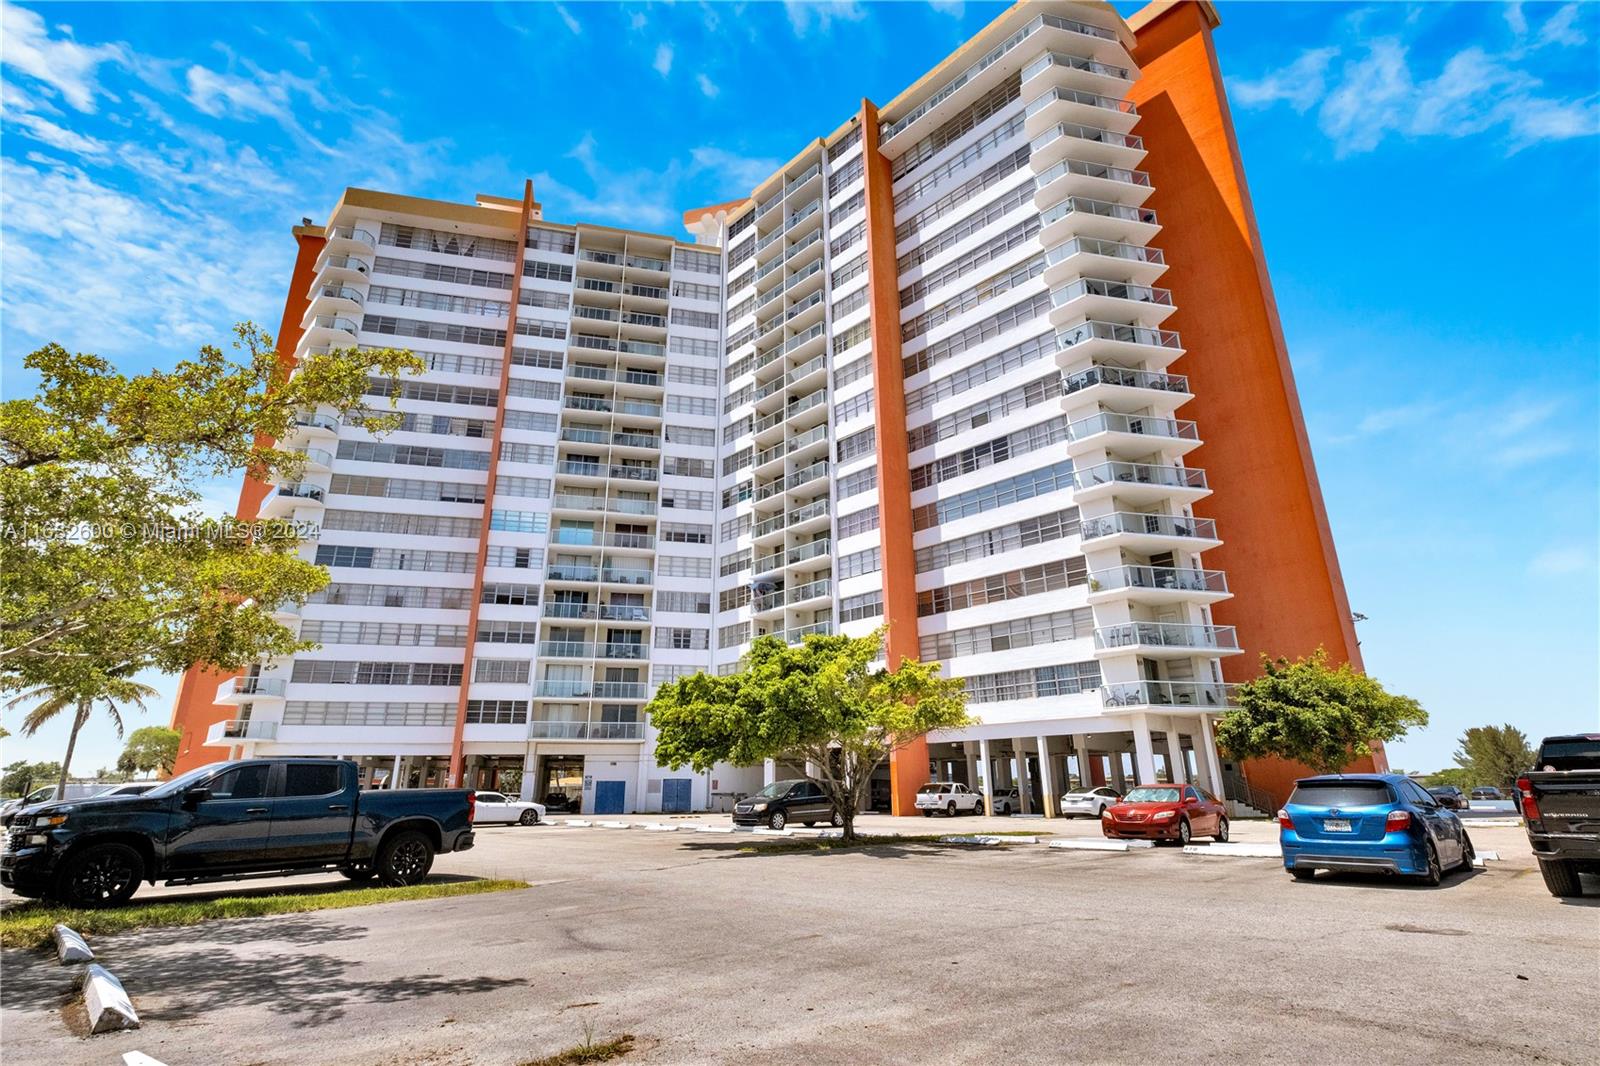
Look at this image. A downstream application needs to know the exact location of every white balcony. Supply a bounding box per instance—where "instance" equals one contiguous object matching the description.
[1064,411,1201,459]
[325,226,376,256]
[305,284,364,320]
[1092,621,1242,659]
[1049,278,1175,329]
[1035,158,1154,211]
[301,314,360,349]
[1043,236,1167,288]
[1087,565,1230,607]
[257,483,326,520]
[287,411,340,440]
[1040,195,1161,250]
[314,251,371,285]
[1021,48,1137,101]
[1101,681,1239,712]
[1079,511,1221,554]
[1056,320,1184,371]
[1024,85,1140,139]
[1061,364,1189,412]
[1030,122,1146,172]
[214,677,287,705]
[528,721,643,741]
[1070,461,1210,507]
[204,718,280,746]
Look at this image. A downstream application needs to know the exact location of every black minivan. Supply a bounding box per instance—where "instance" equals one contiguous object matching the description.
[732,779,844,830]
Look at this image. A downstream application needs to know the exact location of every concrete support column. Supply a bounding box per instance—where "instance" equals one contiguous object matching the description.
[1013,739,1033,815]
[1164,728,1185,783]
[391,754,405,789]
[1070,734,1090,790]
[805,760,818,780]
[1199,715,1227,800]
[1036,736,1056,818]
[1112,752,1127,792]
[763,759,776,787]
[520,744,539,801]
[964,749,978,790]
[1132,715,1157,785]
[978,738,994,816]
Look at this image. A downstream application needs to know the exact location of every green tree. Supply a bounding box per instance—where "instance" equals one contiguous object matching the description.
[1423,767,1473,790]
[0,324,420,697]
[1,760,62,798]
[1452,724,1536,790]
[649,629,971,841]
[1215,648,1427,775]
[117,725,182,778]
[6,674,158,800]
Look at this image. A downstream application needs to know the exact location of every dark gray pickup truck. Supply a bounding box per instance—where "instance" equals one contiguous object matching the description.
[1517,734,1600,898]
[1,758,474,907]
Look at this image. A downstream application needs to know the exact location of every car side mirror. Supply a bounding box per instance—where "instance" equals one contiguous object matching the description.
[182,787,213,808]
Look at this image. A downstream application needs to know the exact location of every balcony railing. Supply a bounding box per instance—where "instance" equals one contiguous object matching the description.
[1101,680,1238,709]
[1052,278,1172,310]
[292,412,341,433]
[787,579,831,604]
[547,565,600,582]
[327,226,376,246]
[1057,320,1181,352]
[1046,235,1164,270]
[529,721,643,740]
[1066,411,1198,445]
[1036,158,1152,192]
[1021,49,1132,87]
[1080,511,1217,542]
[1093,622,1240,653]
[788,538,831,565]
[1032,121,1144,154]
[599,643,648,660]
[540,641,595,658]
[1071,461,1208,494]
[602,567,653,585]
[1089,565,1228,596]
[1041,195,1157,230]
[600,604,651,622]
[1026,85,1138,122]
[206,718,279,743]
[1062,364,1188,396]
[273,484,326,504]
[543,603,598,620]
[315,284,364,305]
[219,677,287,699]
[308,314,360,335]
[783,621,834,643]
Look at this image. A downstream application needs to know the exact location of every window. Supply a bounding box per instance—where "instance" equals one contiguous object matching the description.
[672,278,720,300]
[656,590,711,614]
[962,660,1101,703]
[465,700,529,724]
[920,609,1094,660]
[719,585,751,612]
[379,222,518,261]
[206,763,270,799]
[836,428,876,464]
[918,557,1088,616]
[671,308,720,330]
[916,509,1080,571]
[669,365,718,387]
[667,395,716,417]
[902,292,1052,380]
[909,417,1068,491]
[666,424,715,448]
[904,331,1054,415]
[719,549,751,577]
[911,461,1075,531]
[475,659,531,684]
[657,556,712,579]
[837,467,877,499]
[838,506,879,539]
[908,373,1061,451]
[674,248,720,274]
[835,389,874,424]
[840,591,884,623]
[718,621,750,649]
[839,546,881,580]
[284,763,341,797]
[670,335,719,358]
[655,628,709,650]
[660,522,711,544]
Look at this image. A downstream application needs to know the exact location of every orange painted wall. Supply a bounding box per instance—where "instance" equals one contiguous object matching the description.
[860,101,931,815]
[1128,2,1383,809]
[168,229,326,774]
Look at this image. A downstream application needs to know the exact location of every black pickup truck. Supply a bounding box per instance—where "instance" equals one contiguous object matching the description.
[1,758,475,907]
[1517,733,1600,898]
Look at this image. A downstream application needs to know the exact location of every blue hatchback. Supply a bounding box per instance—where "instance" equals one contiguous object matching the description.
[1279,774,1475,885]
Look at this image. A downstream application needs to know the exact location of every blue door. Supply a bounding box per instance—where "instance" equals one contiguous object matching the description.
[662,778,692,813]
[594,780,626,814]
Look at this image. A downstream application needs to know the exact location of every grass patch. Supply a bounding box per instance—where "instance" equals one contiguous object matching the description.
[739,830,1045,854]
[521,1033,635,1065]
[0,877,527,950]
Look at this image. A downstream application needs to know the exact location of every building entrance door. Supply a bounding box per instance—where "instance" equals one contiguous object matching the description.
[542,756,584,812]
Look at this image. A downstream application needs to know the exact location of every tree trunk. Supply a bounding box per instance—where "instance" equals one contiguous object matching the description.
[841,806,856,843]
[55,700,90,800]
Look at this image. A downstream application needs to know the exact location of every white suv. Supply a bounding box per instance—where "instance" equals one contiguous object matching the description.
[914,782,984,817]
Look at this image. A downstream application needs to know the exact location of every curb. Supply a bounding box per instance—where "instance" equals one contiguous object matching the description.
[695,825,735,834]
[1182,843,1282,858]
[123,1054,169,1066]
[643,823,679,832]
[597,821,631,829]
[1049,838,1153,852]
[939,835,1003,846]
[562,819,592,828]
[83,964,139,1034]
[52,923,94,964]
[752,827,793,836]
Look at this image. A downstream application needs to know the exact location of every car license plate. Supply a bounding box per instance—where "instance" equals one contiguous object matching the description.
[1323,818,1352,833]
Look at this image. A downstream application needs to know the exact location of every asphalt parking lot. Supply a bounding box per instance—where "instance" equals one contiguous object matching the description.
[4,816,1596,1066]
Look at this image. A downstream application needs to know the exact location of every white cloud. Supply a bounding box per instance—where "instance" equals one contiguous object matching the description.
[1505,2,1527,37]
[8,111,111,156]
[783,1,866,38]
[929,1,965,17]
[696,72,719,99]
[689,146,782,191]
[653,43,674,77]
[534,134,682,230]
[1230,47,1338,114]
[554,4,581,34]
[1538,3,1587,48]
[184,64,291,121]
[1527,546,1596,578]
[0,1,125,112]
[629,12,647,31]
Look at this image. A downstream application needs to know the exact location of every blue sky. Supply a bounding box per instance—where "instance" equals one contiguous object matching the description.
[2,1,1596,777]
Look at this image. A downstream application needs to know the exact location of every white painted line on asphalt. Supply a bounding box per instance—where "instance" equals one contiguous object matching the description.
[1048,838,1151,852]
[563,819,593,827]
[83,964,139,1034]
[52,923,94,964]
[1182,843,1282,858]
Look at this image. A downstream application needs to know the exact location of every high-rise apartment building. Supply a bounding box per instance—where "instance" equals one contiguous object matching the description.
[170,0,1381,816]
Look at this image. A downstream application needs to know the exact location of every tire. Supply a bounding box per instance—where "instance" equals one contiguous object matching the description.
[518,809,539,826]
[1538,858,1583,898]
[768,810,787,831]
[1419,839,1442,887]
[1175,818,1192,846]
[1214,817,1230,843]
[803,821,816,828]
[922,810,933,818]
[1459,831,1476,871]
[340,865,377,882]
[831,810,844,828]
[946,801,957,818]
[1289,867,1316,881]
[999,803,1011,816]
[376,829,435,887]
[54,843,144,908]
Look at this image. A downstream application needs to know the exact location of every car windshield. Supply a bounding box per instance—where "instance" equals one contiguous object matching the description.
[1122,787,1179,803]
[145,764,230,799]
[753,780,801,800]
[1288,781,1393,807]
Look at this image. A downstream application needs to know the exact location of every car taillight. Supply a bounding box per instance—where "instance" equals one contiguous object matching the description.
[1277,809,1294,830]
[466,792,476,822]
[1385,810,1412,831]
[1516,776,1539,822]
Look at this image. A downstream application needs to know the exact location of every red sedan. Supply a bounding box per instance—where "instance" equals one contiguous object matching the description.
[1101,783,1229,845]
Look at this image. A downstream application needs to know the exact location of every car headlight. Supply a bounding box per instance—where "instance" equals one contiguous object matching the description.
[34,814,68,829]
[1152,811,1176,820]
[26,834,50,846]
[750,802,768,812]
[1100,809,1113,819]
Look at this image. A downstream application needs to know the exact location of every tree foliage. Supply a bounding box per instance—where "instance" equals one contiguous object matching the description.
[1423,767,1473,790]
[1,760,62,798]
[0,324,420,696]
[1215,648,1426,775]
[7,673,158,800]
[118,725,182,777]
[649,629,970,841]
[1452,724,1535,789]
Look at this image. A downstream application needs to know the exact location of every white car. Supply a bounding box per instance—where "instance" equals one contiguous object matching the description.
[914,782,984,817]
[990,786,1023,815]
[1059,786,1122,818]
[472,791,547,826]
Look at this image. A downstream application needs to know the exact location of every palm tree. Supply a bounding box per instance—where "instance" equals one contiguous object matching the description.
[7,675,158,801]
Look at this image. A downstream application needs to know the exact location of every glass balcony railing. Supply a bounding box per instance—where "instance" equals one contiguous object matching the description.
[1057,321,1181,352]
[1032,121,1144,154]
[1080,511,1218,542]
[229,677,286,698]
[1052,278,1172,310]
[1036,158,1151,192]
[543,603,598,620]
[1066,411,1198,445]
[783,621,834,643]
[1025,85,1138,121]
[788,538,831,565]
[1062,364,1188,396]
[1089,565,1228,596]
[1071,461,1207,494]
[1040,196,1157,230]
[599,643,647,660]
[315,284,364,305]
[1046,236,1164,269]
[1021,49,1132,88]
[1101,680,1238,709]
[292,412,340,433]
[274,484,326,504]
[787,579,831,604]
[602,567,653,585]
[529,720,642,740]
[547,564,600,582]
[308,314,360,335]
[327,226,376,246]
[1093,622,1240,653]
[599,604,651,622]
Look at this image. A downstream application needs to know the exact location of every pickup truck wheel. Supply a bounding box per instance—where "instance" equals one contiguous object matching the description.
[339,865,376,882]
[946,801,957,817]
[56,843,143,908]
[518,809,539,826]
[1538,858,1583,898]
[921,810,933,818]
[376,830,435,886]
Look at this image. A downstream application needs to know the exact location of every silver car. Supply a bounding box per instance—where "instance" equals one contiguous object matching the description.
[1058,786,1122,818]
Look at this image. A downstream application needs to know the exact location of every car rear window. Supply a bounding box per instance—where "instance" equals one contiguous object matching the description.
[1289,782,1394,807]
[1537,738,1600,771]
